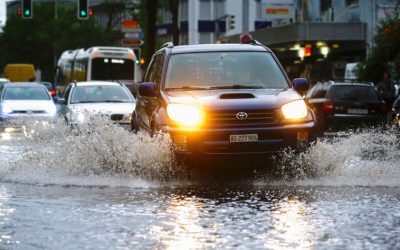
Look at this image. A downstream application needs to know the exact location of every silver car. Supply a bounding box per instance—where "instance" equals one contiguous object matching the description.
[58,81,136,127]
[0,83,57,130]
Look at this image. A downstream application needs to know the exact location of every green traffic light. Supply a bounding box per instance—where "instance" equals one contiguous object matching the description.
[80,10,87,17]
[24,10,31,16]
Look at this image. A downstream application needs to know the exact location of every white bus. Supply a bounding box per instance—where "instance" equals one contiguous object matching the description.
[56,47,139,86]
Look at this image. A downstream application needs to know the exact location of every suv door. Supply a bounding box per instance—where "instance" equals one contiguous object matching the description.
[135,52,164,132]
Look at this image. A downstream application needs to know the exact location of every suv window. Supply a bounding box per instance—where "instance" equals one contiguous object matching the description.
[164,52,289,89]
[328,85,380,102]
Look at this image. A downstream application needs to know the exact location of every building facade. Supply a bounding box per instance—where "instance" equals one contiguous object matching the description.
[157,0,397,84]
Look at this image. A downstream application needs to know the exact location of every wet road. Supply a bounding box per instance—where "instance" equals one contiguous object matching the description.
[0,121,400,249]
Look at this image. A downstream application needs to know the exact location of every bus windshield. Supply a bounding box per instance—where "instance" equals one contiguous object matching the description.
[91,58,134,81]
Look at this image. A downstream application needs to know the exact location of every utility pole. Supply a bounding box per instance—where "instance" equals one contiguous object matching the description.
[242,0,249,34]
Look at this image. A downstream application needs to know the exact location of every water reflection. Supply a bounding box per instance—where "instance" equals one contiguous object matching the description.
[0,186,18,245]
[151,195,209,249]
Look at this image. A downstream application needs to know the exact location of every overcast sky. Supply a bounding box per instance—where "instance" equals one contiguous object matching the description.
[0,0,7,27]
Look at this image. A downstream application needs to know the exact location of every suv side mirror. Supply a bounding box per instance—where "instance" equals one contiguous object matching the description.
[292,78,309,94]
[139,82,156,97]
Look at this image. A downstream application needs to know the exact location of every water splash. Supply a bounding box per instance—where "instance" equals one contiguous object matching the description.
[0,117,180,187]
[270,127,400,186]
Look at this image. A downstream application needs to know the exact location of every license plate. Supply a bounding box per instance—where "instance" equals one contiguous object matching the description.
[347,108,368,114]
[230,134,258,142]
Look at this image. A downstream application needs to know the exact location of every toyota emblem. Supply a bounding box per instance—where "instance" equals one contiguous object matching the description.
[236,112,248,120]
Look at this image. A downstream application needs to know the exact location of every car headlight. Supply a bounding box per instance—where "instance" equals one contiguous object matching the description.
[281,100,308,120]
[167,103,203,127]
[1,104,13,114]
[77,113,86,123]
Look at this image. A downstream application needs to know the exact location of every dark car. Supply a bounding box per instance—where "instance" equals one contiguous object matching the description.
[392,96,400,128]
[132,41,317,160]
[305,81,387,135]
[39,81,57,100]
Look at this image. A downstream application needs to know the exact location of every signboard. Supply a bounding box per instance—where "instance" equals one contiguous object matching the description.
[120,20,144,46]
[262,0,294,21]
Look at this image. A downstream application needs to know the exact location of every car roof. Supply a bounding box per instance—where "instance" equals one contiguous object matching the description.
[329,83,375,87]
[3,82,46,87]
[74,81,123,87]
[169,43,269,54]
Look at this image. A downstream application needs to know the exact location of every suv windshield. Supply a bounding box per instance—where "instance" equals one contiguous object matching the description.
[328,85,381,102]
[70,85,134,104]
[164,52,289,90]
[3,86,50,100]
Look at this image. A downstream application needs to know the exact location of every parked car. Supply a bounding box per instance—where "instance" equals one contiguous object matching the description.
[132,41,317,160]
[392,96,400,128]
[0,83,57,130]
[305,81,387,135]
[58,81,135,127]
[39,81,57,100]
[0,78,10,88]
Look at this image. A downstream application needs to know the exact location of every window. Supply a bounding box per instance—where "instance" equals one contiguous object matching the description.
[320,0,332,13]
[3,86,50,100]
[164,52,289,89]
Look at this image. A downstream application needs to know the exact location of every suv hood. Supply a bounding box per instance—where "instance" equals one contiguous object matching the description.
[163,89,302,109]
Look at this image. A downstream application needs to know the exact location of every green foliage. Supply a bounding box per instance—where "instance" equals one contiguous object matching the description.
[0,2,120,81]
[359,8,400,83]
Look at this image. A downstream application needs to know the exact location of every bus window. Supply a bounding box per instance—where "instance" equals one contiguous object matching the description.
[91,58,134,80]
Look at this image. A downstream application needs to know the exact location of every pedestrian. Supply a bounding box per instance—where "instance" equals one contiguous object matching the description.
[377,71,395,109]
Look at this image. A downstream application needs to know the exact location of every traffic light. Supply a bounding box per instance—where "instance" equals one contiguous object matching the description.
[226,15,235,31]
[22,0,33,19]
[78,0,89,20]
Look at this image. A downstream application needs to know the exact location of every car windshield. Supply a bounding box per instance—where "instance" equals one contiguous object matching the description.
[328,85,381,102]
[70,85,134,104]
[3,86,50,100]
[164,52,289,90]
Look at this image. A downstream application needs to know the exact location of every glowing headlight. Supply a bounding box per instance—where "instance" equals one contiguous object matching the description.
[1,104,13,114]
[281,100,308,120]
[167,103,203,127]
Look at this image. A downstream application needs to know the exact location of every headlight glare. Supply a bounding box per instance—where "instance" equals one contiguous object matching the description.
[281,100,308,120]
[167,103,203,127]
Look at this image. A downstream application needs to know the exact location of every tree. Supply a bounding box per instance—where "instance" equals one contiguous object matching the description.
[0,2,119,81]
[359,1,400,83]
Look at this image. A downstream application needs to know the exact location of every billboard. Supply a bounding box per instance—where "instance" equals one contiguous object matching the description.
[262,0,294,21]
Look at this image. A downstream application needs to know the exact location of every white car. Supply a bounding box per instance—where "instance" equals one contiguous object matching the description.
[58,81,136,127]
[0,83,57,130]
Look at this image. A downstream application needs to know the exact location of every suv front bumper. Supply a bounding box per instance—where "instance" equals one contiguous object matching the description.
[163,121,316,159]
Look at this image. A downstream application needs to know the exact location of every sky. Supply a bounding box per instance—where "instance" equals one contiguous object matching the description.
[0,0,7,27]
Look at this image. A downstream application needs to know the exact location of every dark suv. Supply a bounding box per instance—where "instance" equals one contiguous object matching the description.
[305,81,387,135]
[132,41,316,159]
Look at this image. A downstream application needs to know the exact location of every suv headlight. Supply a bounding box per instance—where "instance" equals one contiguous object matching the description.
[167,103,203,127]
[281,100,308,120]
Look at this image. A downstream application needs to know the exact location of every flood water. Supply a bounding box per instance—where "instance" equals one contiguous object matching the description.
[0,120,399,249]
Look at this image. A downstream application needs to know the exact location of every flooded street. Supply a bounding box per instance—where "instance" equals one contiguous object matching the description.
[1,121,400,249]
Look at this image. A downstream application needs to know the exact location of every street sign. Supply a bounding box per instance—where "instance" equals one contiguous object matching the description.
[121,20,144,46]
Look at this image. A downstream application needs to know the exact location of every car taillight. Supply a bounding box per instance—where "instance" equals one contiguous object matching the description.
[49,90,56,96]
[322,101,334,112]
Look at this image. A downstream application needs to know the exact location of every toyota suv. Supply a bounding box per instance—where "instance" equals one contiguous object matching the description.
[132,41,316,160]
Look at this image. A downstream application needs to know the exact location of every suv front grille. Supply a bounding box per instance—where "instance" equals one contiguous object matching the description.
[205,109,278,128]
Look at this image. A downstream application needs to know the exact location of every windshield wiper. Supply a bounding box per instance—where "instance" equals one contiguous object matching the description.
[102,100,131,103]
[208,85,264,89]
[165,86,209,91]
[71,101,100,104]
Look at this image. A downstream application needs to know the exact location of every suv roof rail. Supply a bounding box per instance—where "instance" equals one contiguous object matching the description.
[243,40,272,52]
[243,40,262,46]
[161,42,174,49]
